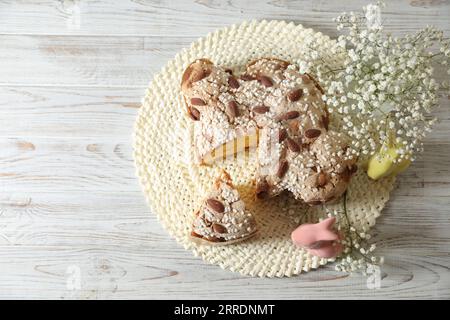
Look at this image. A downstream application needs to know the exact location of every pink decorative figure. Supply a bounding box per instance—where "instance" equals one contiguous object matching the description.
[291,217,343,258]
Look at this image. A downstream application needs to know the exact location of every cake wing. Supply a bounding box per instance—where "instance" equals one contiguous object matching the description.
[247,58,357,204]
[181,59,259,164]
[190,171,258,245]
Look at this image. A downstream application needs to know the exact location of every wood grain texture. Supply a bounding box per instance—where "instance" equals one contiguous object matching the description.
[0,0,449,37]
[0,0,449,299]
[0,35,191,86]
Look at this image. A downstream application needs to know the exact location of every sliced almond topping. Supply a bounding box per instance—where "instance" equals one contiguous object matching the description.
[228,76,240,89]
[305,128,321,139]
[206,198,225,213]
[227,100,240,118]
[277,111,300,121]
[317,172,328,187]
[277,160,289,179]
[286,137,300,153]
[212,223,227,234]
[257,75,273,87]
[191,97,206,106]
[252,105,270,114]
[188,106,200,121]
[287,88,303,102]
[278,129,288,143]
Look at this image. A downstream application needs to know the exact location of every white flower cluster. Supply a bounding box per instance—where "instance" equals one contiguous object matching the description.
[325,192,383,274]
[305,2,450,162]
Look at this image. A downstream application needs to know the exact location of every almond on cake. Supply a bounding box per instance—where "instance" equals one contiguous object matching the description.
[190,171,258,245]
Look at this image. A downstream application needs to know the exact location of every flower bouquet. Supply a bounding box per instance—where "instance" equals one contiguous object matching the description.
[302,2,450,274]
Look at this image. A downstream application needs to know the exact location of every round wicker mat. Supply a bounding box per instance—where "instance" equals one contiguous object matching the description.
[133,20,395,277]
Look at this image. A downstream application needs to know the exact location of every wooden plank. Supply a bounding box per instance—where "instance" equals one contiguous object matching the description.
[0,0,449,37]
[1,32,450,92]
[0,87,141,138]
[0,35,191,86]
[0,137,137,192]
[0,244,448,299]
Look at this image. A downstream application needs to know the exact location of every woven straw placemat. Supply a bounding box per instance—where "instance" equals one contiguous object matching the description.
[133,20,395,277]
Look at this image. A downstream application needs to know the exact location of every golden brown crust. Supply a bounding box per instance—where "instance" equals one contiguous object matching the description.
[181,58,356,206]
[181,58,214,91]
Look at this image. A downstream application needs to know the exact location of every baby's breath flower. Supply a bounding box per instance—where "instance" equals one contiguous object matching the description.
[304,1,449,162]
[328,191,383,276]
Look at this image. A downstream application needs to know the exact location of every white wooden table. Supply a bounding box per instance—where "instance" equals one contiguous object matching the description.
[0,0,449,300]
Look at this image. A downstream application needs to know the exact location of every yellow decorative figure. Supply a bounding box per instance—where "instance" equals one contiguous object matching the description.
[367,136,411,180]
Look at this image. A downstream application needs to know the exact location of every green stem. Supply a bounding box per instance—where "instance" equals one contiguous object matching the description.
[340,192,375,264]
[324,67,346,75]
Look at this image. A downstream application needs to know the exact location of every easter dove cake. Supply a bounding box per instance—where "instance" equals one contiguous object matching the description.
[182,57,357,208]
